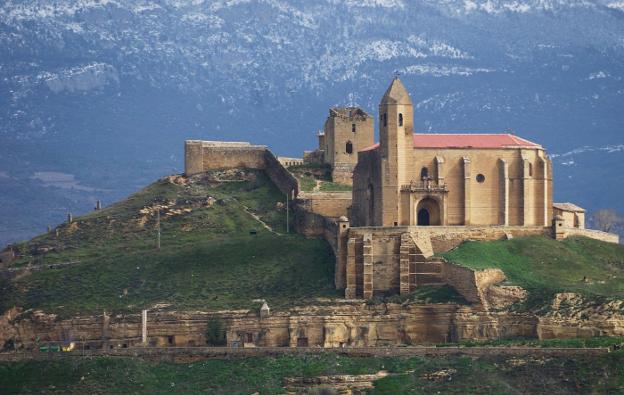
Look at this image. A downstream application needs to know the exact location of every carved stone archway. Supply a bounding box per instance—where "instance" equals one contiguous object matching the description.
[416,198,441,226]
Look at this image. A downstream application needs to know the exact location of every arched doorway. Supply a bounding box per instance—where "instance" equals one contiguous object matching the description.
[416,198,441,226]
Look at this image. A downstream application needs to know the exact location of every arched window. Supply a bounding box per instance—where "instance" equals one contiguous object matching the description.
[352,123,356,133]
[399,113,403,127]
[420,167,429,180]
[346,141,353,154]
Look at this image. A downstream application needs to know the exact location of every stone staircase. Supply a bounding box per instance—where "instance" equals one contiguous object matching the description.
[400,232,444,295]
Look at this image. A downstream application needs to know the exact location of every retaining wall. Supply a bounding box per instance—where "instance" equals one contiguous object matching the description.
[556,227,619,244]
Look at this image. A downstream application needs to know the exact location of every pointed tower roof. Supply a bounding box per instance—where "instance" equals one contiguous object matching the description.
[381,77,412,105]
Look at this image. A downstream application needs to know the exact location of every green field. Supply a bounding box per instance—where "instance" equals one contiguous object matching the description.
[1,351,623,394]
[1,170,340,316]
[443,235,624,308]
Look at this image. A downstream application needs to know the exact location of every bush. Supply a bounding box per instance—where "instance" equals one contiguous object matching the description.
[205,316,227,346]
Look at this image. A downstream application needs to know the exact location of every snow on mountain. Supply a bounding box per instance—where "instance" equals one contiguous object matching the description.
[0,0,623,246]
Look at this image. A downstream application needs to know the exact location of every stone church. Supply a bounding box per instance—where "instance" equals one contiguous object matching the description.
[185,78,618,301]
[350,78,552,228]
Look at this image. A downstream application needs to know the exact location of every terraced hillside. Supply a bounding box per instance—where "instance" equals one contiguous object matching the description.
[0,169,339,316]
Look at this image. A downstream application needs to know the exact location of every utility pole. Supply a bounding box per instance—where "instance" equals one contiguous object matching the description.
[156,209,161,250]
[286,191,289,234]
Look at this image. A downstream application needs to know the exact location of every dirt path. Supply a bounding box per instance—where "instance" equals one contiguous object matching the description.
[0,346,610,362]
[236,200,281,235]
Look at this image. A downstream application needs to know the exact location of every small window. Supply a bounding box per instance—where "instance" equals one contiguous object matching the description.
[399,113,403,127]
[246,333,253,343]
[529,163,533,177]
[383,113,387,127]
[420,167,429,180]
[346,141,353,154]
[476,174,485,183]
[352,123,356,133]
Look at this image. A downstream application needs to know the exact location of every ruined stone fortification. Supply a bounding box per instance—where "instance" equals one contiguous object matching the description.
[184,140,298,198]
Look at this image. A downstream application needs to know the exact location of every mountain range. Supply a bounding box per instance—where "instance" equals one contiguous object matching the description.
[1,0,623,246]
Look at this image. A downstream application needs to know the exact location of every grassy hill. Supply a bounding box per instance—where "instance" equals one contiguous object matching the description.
[2,350,623,394]
[0,169,340,316]
[443,235,624,308]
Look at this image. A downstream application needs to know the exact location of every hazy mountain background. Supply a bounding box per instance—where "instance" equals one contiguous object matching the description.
[1,0,623,246]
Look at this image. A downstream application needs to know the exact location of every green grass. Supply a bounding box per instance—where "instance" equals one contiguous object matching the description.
[287,163,351,192]
[442,236,624,307]
[1,170,340,316]
[318,181,352,192]
[437,336,624,348]
[2,351,623,394]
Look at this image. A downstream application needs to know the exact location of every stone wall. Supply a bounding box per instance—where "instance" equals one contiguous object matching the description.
[440,262,482,304]
[554,227,619,244]
[348,226,548,255]
[297,192,351,219]
[339,226,549,297]
[183,140,299,198]
[264,150,299,197]
[440,261,509,308]
[424,225,550,253]
[184,140,267,175]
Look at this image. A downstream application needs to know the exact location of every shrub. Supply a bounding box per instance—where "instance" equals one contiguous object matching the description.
[205,316,227,346]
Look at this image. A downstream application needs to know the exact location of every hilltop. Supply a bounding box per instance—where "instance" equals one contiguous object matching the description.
[2,166,624,318]
[0,169,339,316]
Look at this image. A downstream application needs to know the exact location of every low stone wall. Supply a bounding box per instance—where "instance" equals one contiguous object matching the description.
[556,227,619,244]
[184,140,268,175]
[440,262,482,304]
[440,261,508,307]
[298,192,351,219]
[350,226,549,254]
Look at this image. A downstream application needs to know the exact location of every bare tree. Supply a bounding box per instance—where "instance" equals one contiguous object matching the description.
[593,209,621,233]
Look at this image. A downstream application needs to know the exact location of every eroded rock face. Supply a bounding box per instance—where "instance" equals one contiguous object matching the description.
[2,295,623,350]
[283,371,388,394]
[483,286,528,310]
[538,293,624,339]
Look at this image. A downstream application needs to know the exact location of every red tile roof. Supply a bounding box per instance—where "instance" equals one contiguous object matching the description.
[359,143,380,152]
[358,134,541,153]
[412,133,541,149]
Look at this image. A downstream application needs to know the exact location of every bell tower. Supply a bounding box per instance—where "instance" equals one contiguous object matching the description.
[378,77,414,226]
